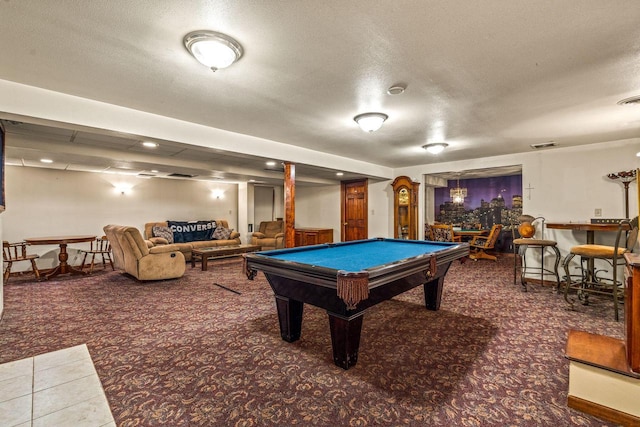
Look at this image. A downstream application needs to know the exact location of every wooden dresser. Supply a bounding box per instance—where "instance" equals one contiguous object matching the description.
[294,228,333,247]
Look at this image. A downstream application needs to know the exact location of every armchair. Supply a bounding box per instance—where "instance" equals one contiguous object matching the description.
[251,220,285,250]
[104,225,185,280]
[469,224,503,261]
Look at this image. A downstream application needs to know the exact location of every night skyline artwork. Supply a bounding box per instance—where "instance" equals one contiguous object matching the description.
[434,174,523,211]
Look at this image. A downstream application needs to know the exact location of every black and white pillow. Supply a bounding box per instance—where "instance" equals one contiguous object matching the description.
[212,226,233,240]
[152,226,174,244]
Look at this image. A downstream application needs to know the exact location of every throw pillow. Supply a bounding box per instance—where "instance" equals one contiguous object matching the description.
[168,220,217,243]
[212,226,233,240]
[152,226,174,244]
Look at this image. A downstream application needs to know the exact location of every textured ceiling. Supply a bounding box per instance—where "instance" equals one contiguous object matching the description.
[1,0,640,182]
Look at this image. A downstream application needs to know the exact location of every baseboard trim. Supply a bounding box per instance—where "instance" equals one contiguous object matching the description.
[568,395,640,426]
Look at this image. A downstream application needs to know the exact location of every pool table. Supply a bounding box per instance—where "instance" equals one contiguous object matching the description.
[245,238,469,369]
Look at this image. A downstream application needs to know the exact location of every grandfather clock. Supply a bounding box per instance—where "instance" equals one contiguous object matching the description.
[391,176,419,240]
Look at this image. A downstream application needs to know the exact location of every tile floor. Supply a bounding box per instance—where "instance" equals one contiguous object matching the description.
[0,344,115,427]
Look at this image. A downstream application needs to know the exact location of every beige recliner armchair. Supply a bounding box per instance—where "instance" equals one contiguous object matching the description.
[104,224,185,280]
[251,220,285,250]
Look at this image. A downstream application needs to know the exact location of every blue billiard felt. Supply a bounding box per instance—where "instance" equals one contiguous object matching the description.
[268,240,448,271]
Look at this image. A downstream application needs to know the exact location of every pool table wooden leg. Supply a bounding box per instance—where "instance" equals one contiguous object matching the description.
[423,276,445,310]
[275,296,304,342]
[328,314,363,370]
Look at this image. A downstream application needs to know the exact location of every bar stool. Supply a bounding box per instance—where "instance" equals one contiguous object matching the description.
[563,219,638,321]
[513,216,561,291]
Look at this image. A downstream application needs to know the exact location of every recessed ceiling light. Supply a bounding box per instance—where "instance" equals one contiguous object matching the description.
[150,169,159,173]
[387,84,406,95]
[336,172,344,176]
[266,161,277,166]
[40,158,53,163]
[422,143,448,154]
[142,141,159,148]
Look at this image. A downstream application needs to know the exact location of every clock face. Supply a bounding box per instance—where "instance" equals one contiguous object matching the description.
[398,188,409,205]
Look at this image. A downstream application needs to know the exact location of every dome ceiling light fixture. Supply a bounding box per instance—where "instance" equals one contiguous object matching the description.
[617,95,640,106]
[353,112,388,132]
[184,30,243,72]
[422,142,448,154]
[387,84,406,95]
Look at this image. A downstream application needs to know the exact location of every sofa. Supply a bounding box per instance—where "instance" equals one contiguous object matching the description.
[104,224,185,280]
[144,219,241,261]
[251,220,284,250]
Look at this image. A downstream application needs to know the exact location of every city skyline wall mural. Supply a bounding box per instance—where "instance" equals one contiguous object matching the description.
[434,174,523,229]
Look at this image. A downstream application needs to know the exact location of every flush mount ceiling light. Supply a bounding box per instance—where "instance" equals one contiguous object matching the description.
[617,95,640,106]
[353,112,388,132]
[142,141,159,148]
[387,84,406,95]
[184,30,243,72]
[422,143,448,154]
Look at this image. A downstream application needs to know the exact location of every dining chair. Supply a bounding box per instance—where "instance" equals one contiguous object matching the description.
[424,223,433,240]
[512,215,561,291]
[2,241,41,282]
[469,224,503,261]
[428,223,462,242]
[79,236,114,274]
[563,218,638,321]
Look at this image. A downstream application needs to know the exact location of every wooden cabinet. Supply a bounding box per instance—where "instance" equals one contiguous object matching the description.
[391,176,419,240]
[295,228,333,247]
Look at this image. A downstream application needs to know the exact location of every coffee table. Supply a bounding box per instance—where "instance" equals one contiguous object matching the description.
[191,244,261,271]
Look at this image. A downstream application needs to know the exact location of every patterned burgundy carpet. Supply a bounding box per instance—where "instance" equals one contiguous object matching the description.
[0,255,622,426]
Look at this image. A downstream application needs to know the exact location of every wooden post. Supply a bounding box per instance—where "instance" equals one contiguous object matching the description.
[284,162,296,248]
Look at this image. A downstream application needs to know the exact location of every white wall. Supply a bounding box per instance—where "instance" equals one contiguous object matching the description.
[396,138,640,275]
[254,186,276,224]
[4,137,639,277]
[295,185,342,242]
[368,180,393,238]
[3,166,239,270]
[0,215,3,317]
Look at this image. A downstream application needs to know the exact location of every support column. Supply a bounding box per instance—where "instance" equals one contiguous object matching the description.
[284,162,296,248]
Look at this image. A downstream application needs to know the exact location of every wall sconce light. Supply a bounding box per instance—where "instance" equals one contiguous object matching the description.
[184,30,243,72]
[211,189,225,199]
[114,183,133,195]
[422,143,448,154]
[353,112,388,132]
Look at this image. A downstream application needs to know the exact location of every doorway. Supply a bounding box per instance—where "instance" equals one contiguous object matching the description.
[341,179,368,241]
[254,186,277,225]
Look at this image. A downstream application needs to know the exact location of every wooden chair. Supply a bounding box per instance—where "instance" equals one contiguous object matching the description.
[3,241,41,282]
[428,223,462,242]
[79,236,114,274]
[469,224,503,261]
